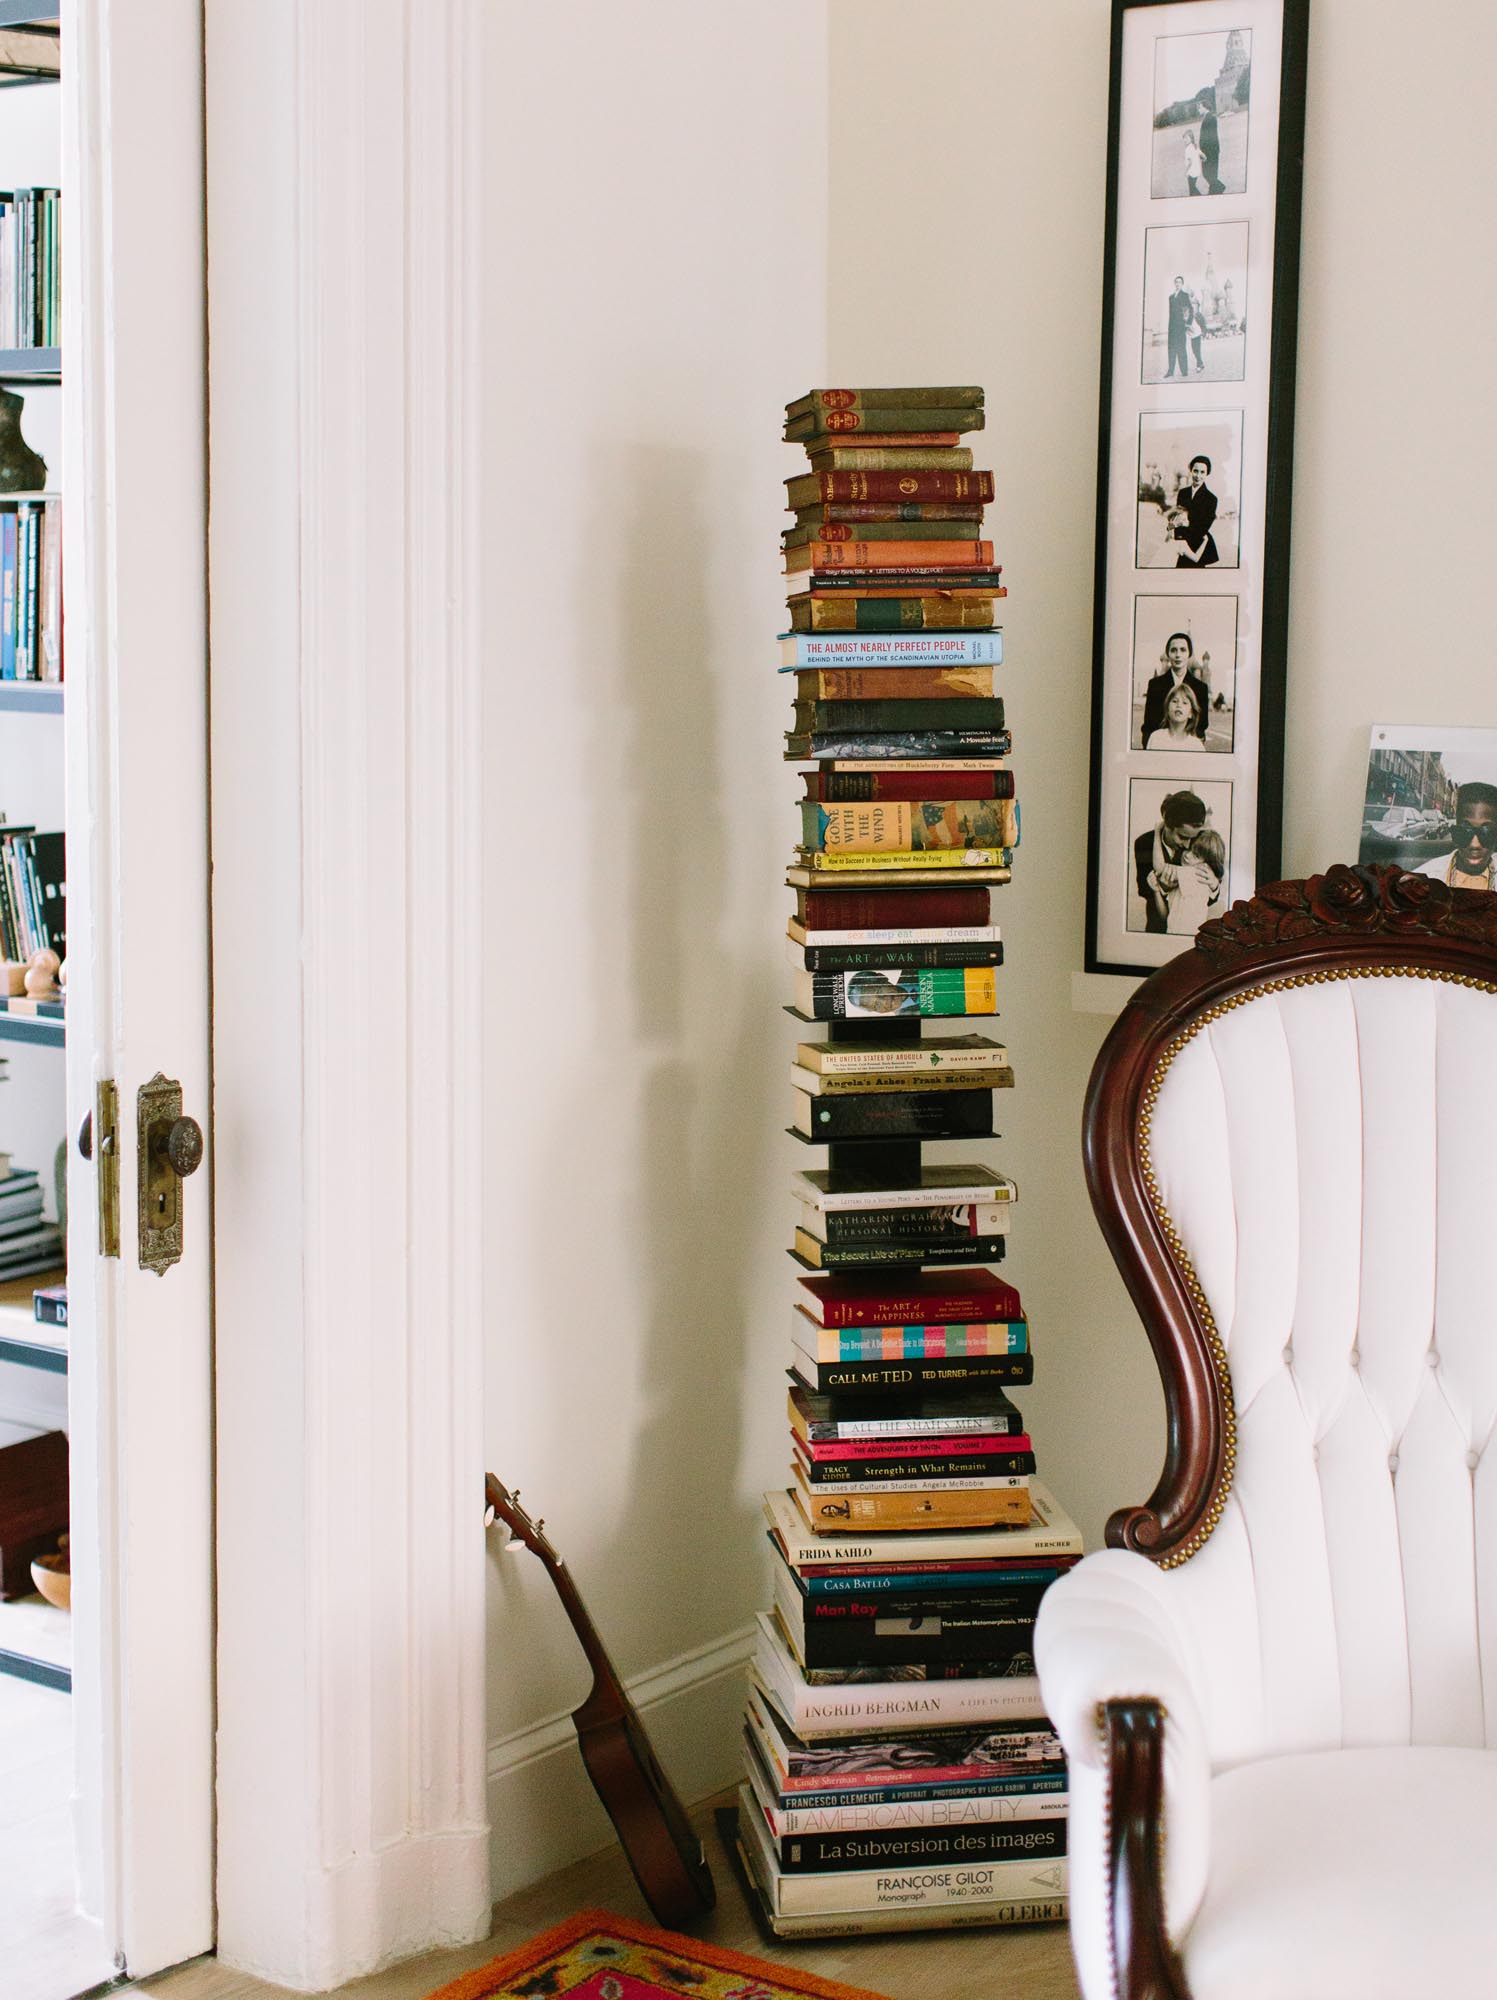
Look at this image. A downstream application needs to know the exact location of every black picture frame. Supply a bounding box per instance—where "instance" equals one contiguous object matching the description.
[1084,0,1309,975]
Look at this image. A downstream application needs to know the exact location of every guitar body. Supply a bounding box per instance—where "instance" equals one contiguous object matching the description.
[575,1706,717,1929]
[485,1475,716,1928]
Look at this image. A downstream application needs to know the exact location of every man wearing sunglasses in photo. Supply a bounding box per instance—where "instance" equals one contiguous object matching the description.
[1414,781,1497,891]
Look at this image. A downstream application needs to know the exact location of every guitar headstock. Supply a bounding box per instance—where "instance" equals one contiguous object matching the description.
[484,1473,563,1571]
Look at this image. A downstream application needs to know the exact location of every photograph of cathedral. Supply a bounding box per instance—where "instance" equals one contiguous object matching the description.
[1141,222,1248,383]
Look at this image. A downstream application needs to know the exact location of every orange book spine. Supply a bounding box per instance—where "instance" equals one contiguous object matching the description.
[787,540,994,572]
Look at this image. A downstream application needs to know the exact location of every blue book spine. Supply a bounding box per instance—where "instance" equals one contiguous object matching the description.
[20,504,37,679]
[0,512,14,680]
[779,631,1003,669]
[14,506,31,679]
[802,1565,1070,1599]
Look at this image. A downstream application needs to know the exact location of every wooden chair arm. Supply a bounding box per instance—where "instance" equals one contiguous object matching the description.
[1103,1698,1194,2000]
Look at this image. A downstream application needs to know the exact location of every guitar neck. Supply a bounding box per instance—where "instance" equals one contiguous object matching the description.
[545,1556,629,1725]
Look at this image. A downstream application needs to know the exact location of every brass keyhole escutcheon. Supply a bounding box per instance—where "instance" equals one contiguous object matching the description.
[137,1073,205,1275]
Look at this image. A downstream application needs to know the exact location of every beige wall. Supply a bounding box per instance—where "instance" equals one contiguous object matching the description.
[827,0,1497,1545]
[478,0,827,1802]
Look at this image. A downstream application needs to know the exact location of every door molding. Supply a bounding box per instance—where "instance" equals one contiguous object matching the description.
[207,1,489,1985]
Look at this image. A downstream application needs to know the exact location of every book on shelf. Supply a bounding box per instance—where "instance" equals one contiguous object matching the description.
[745,1685,1062,1797]
[796,1034,1007,1074]
[794,1165,1016,1212]
[786,541,995,575]
[795,1438,1036,1484]
[744,1730,1065,1828]
[0,824,64,960]
[793,697,1005,735]
[786,470,994,509]
[795,884,992,928]
[793,1352,1036,1396]
[794,1455,1032,1500]
[785,860,1011,890]
[790,1309,1030,1363]
[792,965,998,1020]
[0,188,61,349]
[788,580,1001,610]
[791,1230,1006,1273]
[789,937,1005,973]
[777,630,1001,667]
[786,405,985,443]
[792,663,995,700]
[784,517,987,548]
[765,1484,1078,1572]
[786,387,985,419]
[796,1268,1021,1329]
[793,1474,1032,1533]
[802,797,1017,852]
[789,599,998,635]
[802,768,1013,800]
[772,1565,1043,1677]
[790,1064,1012,1098]
[798,1200,1012,1245]
[751,1611,1048,1738]
[790,918,1003,946]
[789,1383,1026,1442]
[785,734,1011,763]
[793,849,1011,877]
[792,1087,996,1141]
[736,1788,1067,1925]
[32,1282,66,1327]
[806,448,976,474]
[0,499,62,684]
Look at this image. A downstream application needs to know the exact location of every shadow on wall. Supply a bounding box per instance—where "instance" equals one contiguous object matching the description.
[520,440,776,1665]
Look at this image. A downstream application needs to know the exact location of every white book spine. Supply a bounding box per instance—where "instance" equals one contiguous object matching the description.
[768,1791,1067,1836]
[793,1172,1015,1211]
[804,1046,1003,1073]
[794,925,1004,947]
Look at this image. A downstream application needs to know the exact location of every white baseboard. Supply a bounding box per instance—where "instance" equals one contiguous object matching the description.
[485,1624,755,1901]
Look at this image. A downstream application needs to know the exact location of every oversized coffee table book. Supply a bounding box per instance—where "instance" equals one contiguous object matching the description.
[728,384,1080,1935]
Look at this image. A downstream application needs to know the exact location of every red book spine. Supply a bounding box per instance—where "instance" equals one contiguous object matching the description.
[804,472,995,504]
[805,771,1015,803]
[807,1279,1023,1329]
[800,887,991,928]
[807,1433,1033,1462]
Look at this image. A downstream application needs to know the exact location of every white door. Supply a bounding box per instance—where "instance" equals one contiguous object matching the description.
[63,0,214,1976]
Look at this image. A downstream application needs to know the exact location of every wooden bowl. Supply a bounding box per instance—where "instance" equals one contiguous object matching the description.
[31,1551,70,1609]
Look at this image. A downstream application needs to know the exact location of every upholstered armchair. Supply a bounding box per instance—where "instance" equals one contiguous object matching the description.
[1035,865,1497,2000]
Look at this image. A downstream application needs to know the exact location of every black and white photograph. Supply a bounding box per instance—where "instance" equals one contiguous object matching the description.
[1127,776,1234,936]
[1131,595,1238,752]
[1359,726,1497,891]
[1151,26,1252,198]
[1142,223,1248,384]
[1136,410,1243,569]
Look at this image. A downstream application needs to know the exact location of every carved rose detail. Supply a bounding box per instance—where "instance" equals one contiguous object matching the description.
[1196,864,1497,961]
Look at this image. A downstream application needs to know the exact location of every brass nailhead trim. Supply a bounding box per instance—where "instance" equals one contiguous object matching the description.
[1139,964,1497,1566]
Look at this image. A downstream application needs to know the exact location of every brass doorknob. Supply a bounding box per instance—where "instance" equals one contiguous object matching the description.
[162,1116,204,1178]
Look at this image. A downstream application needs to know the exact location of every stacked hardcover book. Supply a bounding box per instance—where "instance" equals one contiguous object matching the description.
[733,387,1076,1938]
[0,187,61,349]
[0,497,62,683]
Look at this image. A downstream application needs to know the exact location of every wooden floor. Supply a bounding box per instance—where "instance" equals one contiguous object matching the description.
[135,1794,1081,2000]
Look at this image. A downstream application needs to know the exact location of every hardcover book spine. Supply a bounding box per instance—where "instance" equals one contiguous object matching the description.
[777,631,1002,667]
[806,449,977,474]
[794,941,1003,971]
[800,1566,1068,1599]
[786,410,986,442]
[790,732,1012,760]
[790,600,997,634]
[774,1819,1064,1876]
[803,850,1010,877]
[783,470,994,512]
[799,968,997,1018]
[788,388,984,415]
[794,1234,1006,1272]
[795,1320,1029,1357]
[812,1201,1011,1243]
[798,886,990,926]
[0,512,15,681]
[795,1091,995,1138]
[807,796,1017,850]
[810,770,1014,802]
[803,1358,1035,1393]
[812,1286,1021,1327]
[794,666,994,700]
[786,513,987,541]
[788,541,994,572]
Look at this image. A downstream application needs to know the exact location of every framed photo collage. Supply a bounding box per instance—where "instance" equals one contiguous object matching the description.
[1084,0,1310,973]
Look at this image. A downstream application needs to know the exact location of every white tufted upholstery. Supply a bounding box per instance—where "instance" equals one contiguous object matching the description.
[1036,971,1497,1997]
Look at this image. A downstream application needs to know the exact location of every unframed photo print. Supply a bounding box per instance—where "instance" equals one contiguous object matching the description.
[1151,26,1252,198]
[1127,776,1234,936]
[1132,595,1238,752]
[1359,726,1497,890]
[1142,222,1249,385]
[1137,410,1243,570]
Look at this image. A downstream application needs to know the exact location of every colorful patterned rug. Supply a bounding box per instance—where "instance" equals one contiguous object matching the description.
[425,1909,893,2000]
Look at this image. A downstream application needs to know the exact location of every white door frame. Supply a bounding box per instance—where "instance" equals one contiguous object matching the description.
[63,0,215,1975]
[205,1,490,1986]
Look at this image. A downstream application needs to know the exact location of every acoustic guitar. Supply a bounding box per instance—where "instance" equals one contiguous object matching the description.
[484,1474,716,1928]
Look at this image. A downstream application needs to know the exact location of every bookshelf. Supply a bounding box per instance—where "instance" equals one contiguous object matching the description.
[0,6,64,1696]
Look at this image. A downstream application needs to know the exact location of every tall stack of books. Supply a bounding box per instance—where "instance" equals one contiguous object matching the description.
[732,388,1077,1939]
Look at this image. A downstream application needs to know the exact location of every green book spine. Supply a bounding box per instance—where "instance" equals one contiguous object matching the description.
[793,698,1005,732]
[787,387,985,418]
[786,407,987,442]
[790,599,997,634]
[785,518,984,548]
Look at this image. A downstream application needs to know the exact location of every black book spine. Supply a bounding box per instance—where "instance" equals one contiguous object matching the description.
[805,1448,1035,1484]
[798,1091,995,1139]
[776,1818,1066,1874]
[799,942,1004,972]
[801,1355,1034,1393]
[802,697,1005,732]
[796,1239,1006,1271]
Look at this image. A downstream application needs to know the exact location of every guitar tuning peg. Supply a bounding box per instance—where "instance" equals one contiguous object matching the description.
[535,1518,545,1533]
